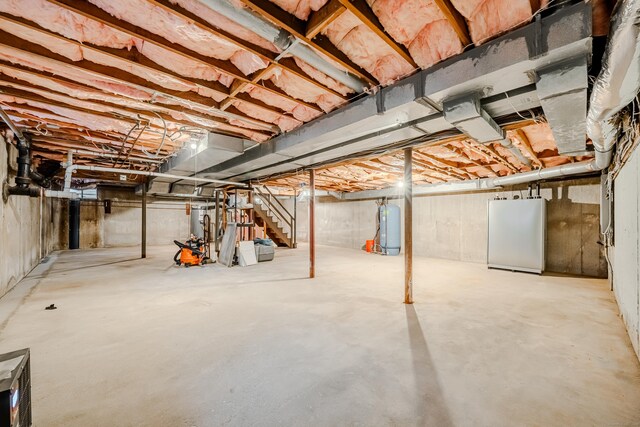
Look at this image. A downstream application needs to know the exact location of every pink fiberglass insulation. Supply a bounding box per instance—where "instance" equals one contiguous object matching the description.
[243,85,323,122]
[0,82,257,137]
[521,123,558,155]
[449,140,488,163]
[169,0,279,53]
[0,0,137,49]
[231,99,303,132]
[0,66,163,111]
[268,0,329,20]
[367,0,463,69]
[1,81,154,122]
[449,0,537,45]
[423,145,473,164]
[262,67,346,112]
[0,60,270,139]
[133,41,235,87]
[0,48,248,126]
[0,18,229,100]
[217,122,270,142]
[492,142,531,171]
[80,46,228,99]
[0,95,141,135]
[87,0,269,76]
[292,58,353,96]
[542,156,571,167]
[322,10,415,85]
[0,45,157,101]
[0,2,236,92]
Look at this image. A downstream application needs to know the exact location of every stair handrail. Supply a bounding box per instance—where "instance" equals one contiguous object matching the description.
[253,186,293,230]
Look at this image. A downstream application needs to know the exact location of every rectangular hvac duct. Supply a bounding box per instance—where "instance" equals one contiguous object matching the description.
[159,132,245,177]
[443,96,505,143]
[201,2,591,182]
[536,55,589,155]
[487,198,546,274]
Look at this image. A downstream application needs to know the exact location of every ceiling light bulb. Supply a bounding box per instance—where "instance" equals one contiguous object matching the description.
[190,142,197,149]
[397,181,404,188]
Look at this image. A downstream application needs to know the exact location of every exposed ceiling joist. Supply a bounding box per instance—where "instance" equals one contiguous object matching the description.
[0,30,283,135]
[237,0,378,85]
[39,1,334,112]
[143,0,348,101]
[513,129,543,168]
[306,0,346,39]
[336,0,418,69]
[220,64,276,111]
[414,150,478,179]
[431,0,472,47]
[0,72,275,137]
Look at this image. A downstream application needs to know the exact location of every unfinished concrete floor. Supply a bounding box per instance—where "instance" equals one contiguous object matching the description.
[0,245,639,426]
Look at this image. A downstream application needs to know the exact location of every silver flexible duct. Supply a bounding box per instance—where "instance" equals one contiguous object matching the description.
[587,0,640,168]
[198,0,367,93]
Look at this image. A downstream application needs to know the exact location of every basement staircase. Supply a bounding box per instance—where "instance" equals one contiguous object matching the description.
[253,186,296,248]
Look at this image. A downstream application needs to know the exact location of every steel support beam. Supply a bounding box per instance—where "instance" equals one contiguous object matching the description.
[200,2,590,183]
[214,190,221,253]
[309,169,316,279]
[404,148,413,304]
[141,182,147,259]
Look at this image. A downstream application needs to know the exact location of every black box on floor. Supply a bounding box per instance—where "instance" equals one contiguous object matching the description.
[0,349,31,427]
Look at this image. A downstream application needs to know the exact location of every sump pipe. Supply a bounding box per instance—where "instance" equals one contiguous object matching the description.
[1,106,50,196]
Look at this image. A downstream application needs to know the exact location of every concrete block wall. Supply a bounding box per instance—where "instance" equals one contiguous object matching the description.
[611,148,640,361]
[0,136,65,299]
[77,187,190,248]
[295,178,606,278]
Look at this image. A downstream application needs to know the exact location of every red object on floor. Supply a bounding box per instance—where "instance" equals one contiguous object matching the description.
[365,239,375,253]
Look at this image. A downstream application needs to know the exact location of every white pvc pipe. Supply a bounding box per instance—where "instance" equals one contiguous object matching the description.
[63,164,247,191]
[334,158,599,200]
[44,190,79,199]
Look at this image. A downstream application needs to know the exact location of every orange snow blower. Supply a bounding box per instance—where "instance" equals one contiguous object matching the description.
[173,235,205,267]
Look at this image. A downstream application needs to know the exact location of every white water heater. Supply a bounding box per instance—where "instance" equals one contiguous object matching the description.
[379,204,401,256]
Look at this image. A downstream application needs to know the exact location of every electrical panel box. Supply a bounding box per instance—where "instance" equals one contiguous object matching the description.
[487,198,546,274]
[379,204,401,256]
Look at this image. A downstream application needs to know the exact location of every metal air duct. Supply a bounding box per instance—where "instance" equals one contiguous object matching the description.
[198,0,367,93]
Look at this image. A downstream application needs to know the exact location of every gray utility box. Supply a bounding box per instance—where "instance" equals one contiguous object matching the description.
[487,198,546,274]
[254,245,275,262]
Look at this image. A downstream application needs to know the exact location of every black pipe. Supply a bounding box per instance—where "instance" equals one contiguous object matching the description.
[141,183,147,259]
[69,199,80,249]
[14,136,31,188]
[7,186,40,197]
[5,134,52,196]
[29,170,52,189]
